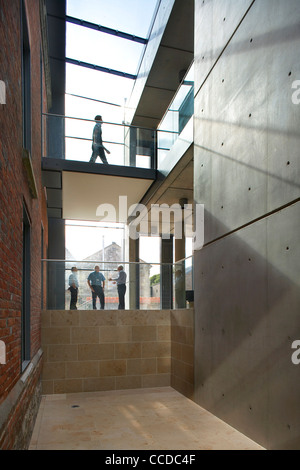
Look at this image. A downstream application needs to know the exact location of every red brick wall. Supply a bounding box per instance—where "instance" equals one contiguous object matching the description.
[0,0,49,448]
[0,353,43,450]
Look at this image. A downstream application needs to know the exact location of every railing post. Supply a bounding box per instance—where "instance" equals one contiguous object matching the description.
[47,219,66,309]
[161,237,173,309]
[129,237,140,309]
[129,126,137,167]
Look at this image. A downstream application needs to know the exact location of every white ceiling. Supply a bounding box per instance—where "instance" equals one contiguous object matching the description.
[62,171,154,222]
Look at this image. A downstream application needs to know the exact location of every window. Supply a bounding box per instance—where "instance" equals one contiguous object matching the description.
[22,205,31,370]
[21,1,32,152]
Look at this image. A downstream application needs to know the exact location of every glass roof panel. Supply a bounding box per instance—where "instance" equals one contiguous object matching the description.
[67,0,159,39]
[65,94,125,124]
[66,63,134,107]
[66,22,144,76]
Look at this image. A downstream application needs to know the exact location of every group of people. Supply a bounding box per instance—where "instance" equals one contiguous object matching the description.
[68,265,127,311]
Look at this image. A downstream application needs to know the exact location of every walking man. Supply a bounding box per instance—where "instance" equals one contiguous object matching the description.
[87,266,106,310]
[109,265,127,310]
[89,115,110,164]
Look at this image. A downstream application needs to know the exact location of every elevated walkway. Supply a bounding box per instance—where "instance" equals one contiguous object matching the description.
[42,158,156,221]
[42,114,158,220]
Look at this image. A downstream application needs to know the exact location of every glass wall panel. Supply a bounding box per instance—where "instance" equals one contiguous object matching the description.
[43,113,156,168]
[65,221,126,261]
[65,94,124,124]
[139,236,161,309]
[43,259,193,311]
[66,64,134,107]
[157,63,194,169]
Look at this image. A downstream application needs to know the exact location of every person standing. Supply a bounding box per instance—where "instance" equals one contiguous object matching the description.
[89,115,110,164]
[109,265,127,310]
[87,265,106,310]
[68,267,79,310]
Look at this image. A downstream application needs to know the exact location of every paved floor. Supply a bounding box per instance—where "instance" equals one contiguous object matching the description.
[29,387,264,450]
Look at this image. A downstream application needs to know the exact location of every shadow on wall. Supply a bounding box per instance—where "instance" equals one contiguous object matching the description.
[193,203,300,450]
[197,19,300,70]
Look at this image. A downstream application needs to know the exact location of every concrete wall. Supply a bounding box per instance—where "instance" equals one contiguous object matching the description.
[171,309,194,400]
[194,0,300,449]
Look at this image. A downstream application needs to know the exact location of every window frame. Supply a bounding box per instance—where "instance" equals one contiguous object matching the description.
[21,204,31,371]
[21,0,32,154]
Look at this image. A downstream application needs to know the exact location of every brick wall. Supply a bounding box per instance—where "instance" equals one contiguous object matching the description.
[0,350,43,450]
[0,0,49,449]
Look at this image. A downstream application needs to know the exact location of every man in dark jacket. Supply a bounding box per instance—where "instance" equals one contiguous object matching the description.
[89,115,110,164]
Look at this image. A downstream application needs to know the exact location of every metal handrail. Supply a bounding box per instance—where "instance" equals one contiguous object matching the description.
[42,255,194,266]
[42,112,178,134]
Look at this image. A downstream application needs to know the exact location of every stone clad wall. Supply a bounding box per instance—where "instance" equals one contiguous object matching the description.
[42,309,195,396]
[42,310,173,394]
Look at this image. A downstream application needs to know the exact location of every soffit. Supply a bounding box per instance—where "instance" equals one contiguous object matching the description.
[132,0,194,128]
[62,171,154,222]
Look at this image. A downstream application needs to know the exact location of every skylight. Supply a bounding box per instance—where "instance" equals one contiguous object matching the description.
[65,0,160,122]
[67,0,159,39]
[66,22,145,77]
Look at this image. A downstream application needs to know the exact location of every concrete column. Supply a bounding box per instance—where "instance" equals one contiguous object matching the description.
[174,198,187,308]
[46,0,66,159]
[129,236,140,309]
[161,236,173,309]
[47,218,65,309]
[129,127,137,167]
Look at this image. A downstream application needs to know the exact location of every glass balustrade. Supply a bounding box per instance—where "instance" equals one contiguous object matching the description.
[42,114,156,170]
[42,257,194,311]
[157,63,194,169]
[43,64,194,172]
